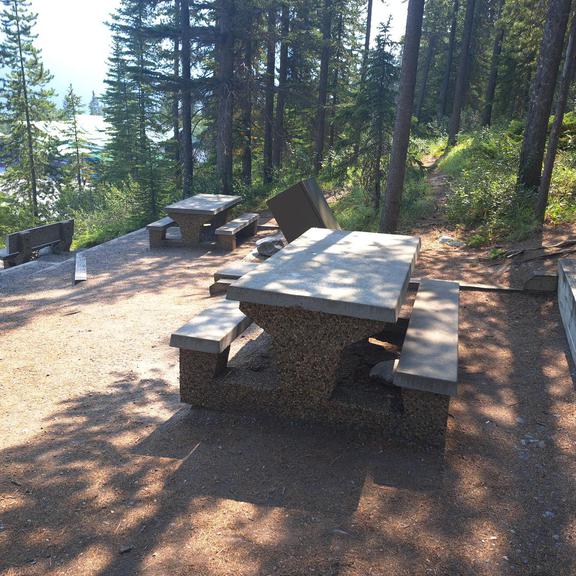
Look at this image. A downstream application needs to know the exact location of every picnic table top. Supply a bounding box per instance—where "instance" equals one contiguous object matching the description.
[227,227,421,323]
[165,194,242,215]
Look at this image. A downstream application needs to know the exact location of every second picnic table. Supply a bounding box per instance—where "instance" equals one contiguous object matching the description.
[227,227,421,401]
[165,193,242,245]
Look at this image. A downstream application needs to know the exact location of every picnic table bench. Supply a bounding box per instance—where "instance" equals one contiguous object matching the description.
[1,220,74,268]
[147,216,178,248]
[171,228,460,446]
[215,212,258,251]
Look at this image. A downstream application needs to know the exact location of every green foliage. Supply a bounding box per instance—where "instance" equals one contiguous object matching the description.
[332,183,379,231]
[435,127,576,244]
[70,179,150,248]
[553,111,576,151]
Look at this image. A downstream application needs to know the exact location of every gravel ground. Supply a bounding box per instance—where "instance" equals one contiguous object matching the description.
[1,225,575,576]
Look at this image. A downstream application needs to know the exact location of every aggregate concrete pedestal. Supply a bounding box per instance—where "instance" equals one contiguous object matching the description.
[169,213,213,245]
[179,349,230,404]
[240,302,385,402]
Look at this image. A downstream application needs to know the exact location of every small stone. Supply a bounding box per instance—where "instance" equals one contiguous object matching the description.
[538,440,546,448]
[438,235,465,247]
[119,545,133,554]
[543,511,555,519]
[553,534,560,541]
[331,529,351,536]
[255,233,286,257]
[516,417,526,424]
[369,360,395,383]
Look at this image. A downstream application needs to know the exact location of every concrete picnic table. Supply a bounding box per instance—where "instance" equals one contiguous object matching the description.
[227,227,421,402]
[165,194,242,245]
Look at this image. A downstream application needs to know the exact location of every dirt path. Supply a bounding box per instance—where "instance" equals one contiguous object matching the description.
[1,224,575,575]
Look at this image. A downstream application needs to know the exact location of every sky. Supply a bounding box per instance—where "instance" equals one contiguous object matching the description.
[31,0,408,108]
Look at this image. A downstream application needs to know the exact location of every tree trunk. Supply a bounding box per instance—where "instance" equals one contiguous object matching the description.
[416,33,438,122]
[481,0,505,127]
[516,0,572,198]
[216,0,234,195]
[272,4,289,169]
[380,0,425,233]
[352,0,374,164]
[313,0,332,174]
[180,0,194,198]
[241,32,253,187]
[536,15,576,222]
[360,0,373,83]
[373,101,385,211]
[173,0,181,190]
[448,0,476,146]
[262,6,276,184]
[438,0,459,120]
[14,1,38,220]
[72,113,83,193]
[328,12,344,150]
[481,31,504,126]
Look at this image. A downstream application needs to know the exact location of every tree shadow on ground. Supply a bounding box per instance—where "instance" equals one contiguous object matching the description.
[1,289,575,575]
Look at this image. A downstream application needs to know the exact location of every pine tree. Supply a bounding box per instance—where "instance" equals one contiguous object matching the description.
[104,0,165,220]
[62,85,86,196]
[0,0,56,221]
[352,24,398,209]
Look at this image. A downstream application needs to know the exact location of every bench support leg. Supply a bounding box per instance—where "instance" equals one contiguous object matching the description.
[398,389,450,446]
[217,235,237,252]
[149,228,167,249]
[179,348,230,404]
[247,220,258,237]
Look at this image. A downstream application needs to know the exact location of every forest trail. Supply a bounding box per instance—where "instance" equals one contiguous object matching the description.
[419,154,452,229]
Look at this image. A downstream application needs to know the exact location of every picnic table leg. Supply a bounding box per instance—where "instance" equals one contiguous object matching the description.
[169,213,212,245]
[240,302,385,404]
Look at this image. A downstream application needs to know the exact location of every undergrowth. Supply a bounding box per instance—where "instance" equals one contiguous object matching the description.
[435,125,576,245]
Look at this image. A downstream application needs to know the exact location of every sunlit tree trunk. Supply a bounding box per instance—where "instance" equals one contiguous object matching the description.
[448,0,476,146]
[263,5,276,184]
[380,0,425,233]
[536,14,576,222]
[516,0,572,199]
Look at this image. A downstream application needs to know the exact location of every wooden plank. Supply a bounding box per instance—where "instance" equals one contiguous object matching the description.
[409,278,523,293]
[74,253,87,285]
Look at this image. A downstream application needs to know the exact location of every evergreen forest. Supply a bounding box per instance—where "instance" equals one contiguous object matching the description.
[1,0,576,247]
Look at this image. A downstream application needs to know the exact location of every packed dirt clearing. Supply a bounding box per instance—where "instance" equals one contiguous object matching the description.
[1,226,575,575]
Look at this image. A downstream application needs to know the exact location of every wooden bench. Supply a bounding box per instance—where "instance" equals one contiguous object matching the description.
[394,279,459,397]
[147,216,178,248]
[1,220,74,268]
[170,299,253,403]
[215,213,258,251]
